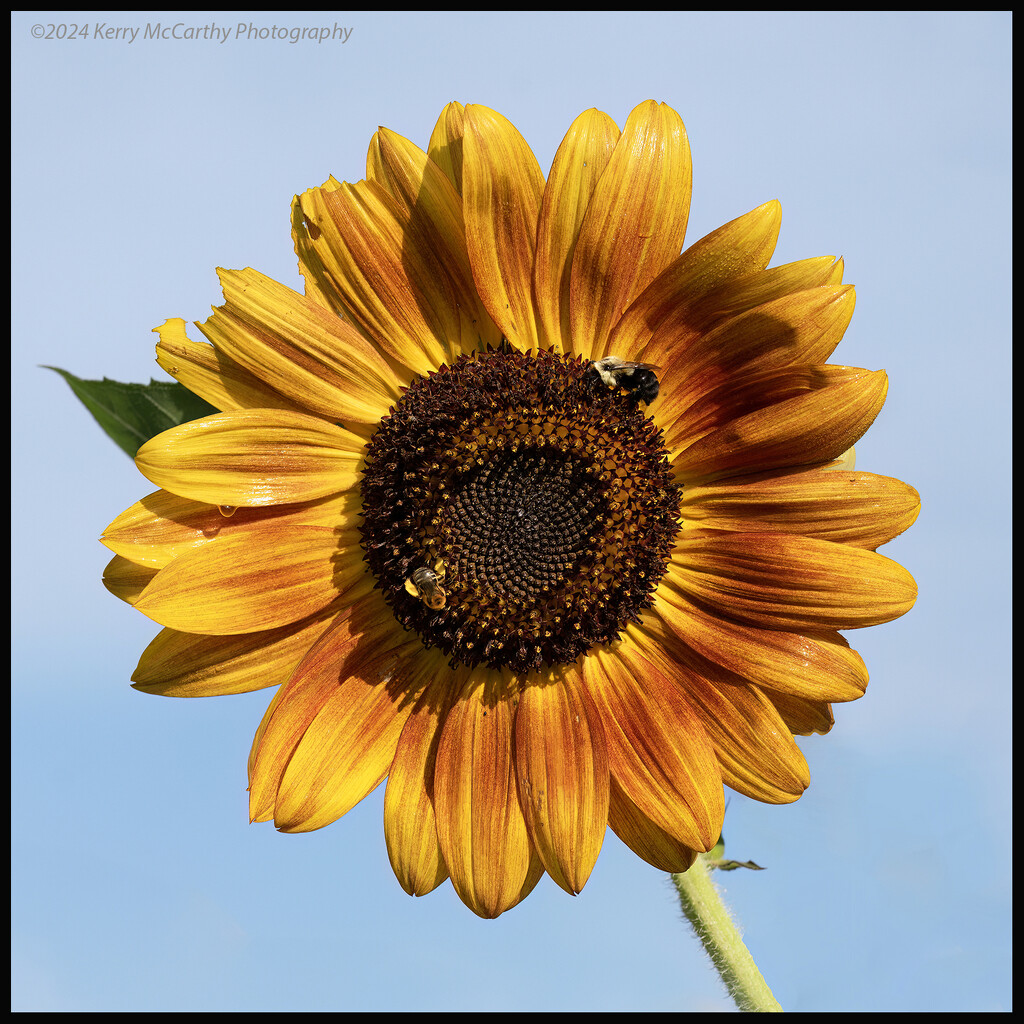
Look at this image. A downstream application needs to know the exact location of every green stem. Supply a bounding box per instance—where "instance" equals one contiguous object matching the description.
[670,857,783,1012]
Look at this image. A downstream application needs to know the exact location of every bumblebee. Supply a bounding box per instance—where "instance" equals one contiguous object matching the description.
[590,356,660,405]
[404,561,447,610]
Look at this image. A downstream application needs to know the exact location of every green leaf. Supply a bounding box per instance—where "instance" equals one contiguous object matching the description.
[701,833,764,872]
[710,858,765,872]
[46,367,218,458]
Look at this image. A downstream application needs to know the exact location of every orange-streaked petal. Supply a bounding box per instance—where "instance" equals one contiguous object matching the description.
[366,127,502,357]
[101,488,360,569]
[666,362,877,456]
[433,669,533,918]
[135,409,365,507]
[427,102,467,195]
[689,683,810,803]
[510,847,548,911]
[680,467,921,550]
[668,531,919,630]
[384,663,459,897]
[102,554,158,605]
[327,176,482,365]
[665,199,782,299]
[609,201,782,363]
[627,622,809,803]
[533,108,620,354]
[133,524,361,634]
[290,175,345,313]
[649,585,869,703]
[607,777,699,873]
[297,180,455,374]
[154,318,305,414]
[670,367,888,480]
[689,256,846,329]
[654,285,857,433]
[825,445,857,472]
[571,100,692,362]
[196,267,401,426]
[513,665,609,895]
[768,691,835,736]
[462,104,545,351]
[625,258,849,374]
[272,663,425,833]
[131,610,340,697]
[247,585,417,827]
[582,646,723,852]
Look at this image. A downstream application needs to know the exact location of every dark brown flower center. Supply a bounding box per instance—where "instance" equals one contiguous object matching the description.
[359,347,680,673]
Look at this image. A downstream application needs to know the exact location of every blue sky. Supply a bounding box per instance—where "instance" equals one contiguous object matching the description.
[12,11,1011,1011]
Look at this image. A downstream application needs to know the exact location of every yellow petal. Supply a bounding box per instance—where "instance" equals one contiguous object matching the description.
[513,665,609,894]
[533,108,620,354]
[131,611,339,697]
[102,554,158,605]
[102,489,225,568]
[626,256,847,368]
[135,408,365,507]
[582,645,722,852]
[383,662,456,897]
[825,445,857,472]
[670,367,888,480]
[197,267,400,426]
[509,848,548,912]
[767,691,835,736]
[273,656,425,833]
[290,175,345,314]
[649,586,868,703]
[154,318,305,414]
[665,199,782,299]
[247,587,419,829]
[607,777,699,873]
[667,362,870,454]
[133,524,362,634]
[296,180,455,374]
[608,201,782,363]
[102,488,360,569]
[366,127,502,356]
[462,104,545,350]
[680,679,809,804]
[427,102,467,195]
[654,285,857,436]
[668,531,919,630]
[247,578,373,818]
[571,101,692,362]
[680,467,921,550]
[433,668,533,918]
[691,256,846,327]
[627,622,809,803]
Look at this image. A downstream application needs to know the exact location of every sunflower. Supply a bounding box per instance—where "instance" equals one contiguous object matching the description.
[101,101,919,918]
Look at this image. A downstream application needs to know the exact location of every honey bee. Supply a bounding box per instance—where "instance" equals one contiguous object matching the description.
[590,356,660,405]
[404,561,447,610]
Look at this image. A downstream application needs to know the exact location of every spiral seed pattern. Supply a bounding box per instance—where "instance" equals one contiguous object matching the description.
[359,347,681,673]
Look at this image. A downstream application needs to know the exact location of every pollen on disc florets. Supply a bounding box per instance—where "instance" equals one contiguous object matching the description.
[359,346,681,674]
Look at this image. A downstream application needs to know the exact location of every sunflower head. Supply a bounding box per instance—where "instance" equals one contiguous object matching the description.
[102,101,919,918]
[359,343,681,673]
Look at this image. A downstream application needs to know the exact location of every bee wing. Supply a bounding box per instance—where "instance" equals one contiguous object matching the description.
[609,359,661,372]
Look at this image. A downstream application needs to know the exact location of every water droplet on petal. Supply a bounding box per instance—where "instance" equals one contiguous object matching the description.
[218,505,238,517]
